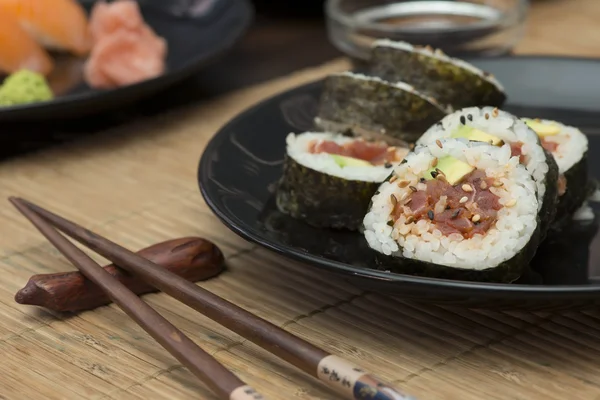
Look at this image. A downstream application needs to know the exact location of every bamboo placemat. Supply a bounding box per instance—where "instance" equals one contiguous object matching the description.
[2,53,600,399]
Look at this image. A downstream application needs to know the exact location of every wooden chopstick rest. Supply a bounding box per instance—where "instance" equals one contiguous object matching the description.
[10,197,267,400]
[13,196,418,400]
[15,237,225,312]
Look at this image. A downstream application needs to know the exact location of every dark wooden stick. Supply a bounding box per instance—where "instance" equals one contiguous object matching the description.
[10,198,266,400]
[13,197,417,400]
[15,237,224,312]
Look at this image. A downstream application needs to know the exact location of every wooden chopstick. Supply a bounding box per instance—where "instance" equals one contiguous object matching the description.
[11,197,418,400]
[9,198,266,400]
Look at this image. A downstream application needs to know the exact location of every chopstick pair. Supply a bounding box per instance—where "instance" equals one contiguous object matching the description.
[10,197,418,400]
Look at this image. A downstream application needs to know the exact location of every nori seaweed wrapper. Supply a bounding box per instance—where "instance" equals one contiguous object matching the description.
[533,213,598,285]
[549,153,591,231]
[538,148,560,240]
[275,155,381,230]
[371,215,542,284]
[367,42,506,110]
[314,73,448,144]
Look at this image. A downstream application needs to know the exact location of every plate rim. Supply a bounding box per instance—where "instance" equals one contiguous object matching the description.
[198,54,600,296]
[0,0,254,120]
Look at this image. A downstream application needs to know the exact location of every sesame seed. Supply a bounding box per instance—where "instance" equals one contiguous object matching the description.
[398,180,410,188]
[467,114,473,121]
[404,197,412,205]
[419,177,426,183]
[389,175,398,183]
[406,216,414,224]
[492,108,499,117]
[387,220,394,226]
[432,158,438,167]
[472,214,481,222]
[409,143,415,149]
[462,184,473,192]
[460,116,466,125]
[493,180,504,187]
[409,186,417,192]
[427,210,434,220]
[480,181,488,190]
[505,199,516,207]
[390,194,398,206]
[485,113,490,120]
[459,196,468,203]
[430,171,439,179]
[384,162,393,168]
[389,146,397,151]
[435,168,445,176]
[436,139,443,148]
[451,209,461,219]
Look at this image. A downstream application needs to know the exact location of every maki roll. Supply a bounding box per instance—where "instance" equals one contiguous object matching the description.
[417,106,559,239]
[276,131,409,230]
[363,138,540,283]
[367,39,506,110]
[522,118,592,228]
[314,71,448,144]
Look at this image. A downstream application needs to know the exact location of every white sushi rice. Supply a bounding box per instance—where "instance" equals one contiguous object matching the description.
[371,39,505,92]
[521,118,588,174]
[363,139,539,270]
[417,106,549,213]
[286,131,409,182]
[330,71,451,113]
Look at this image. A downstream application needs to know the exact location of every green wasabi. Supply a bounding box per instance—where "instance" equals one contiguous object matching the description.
[0,70,54,106]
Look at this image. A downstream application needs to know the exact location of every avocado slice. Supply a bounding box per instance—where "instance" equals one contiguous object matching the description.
[451,125,503,146]
[424,156,475,185]
[330,154,372,167]
[523,118,560,137]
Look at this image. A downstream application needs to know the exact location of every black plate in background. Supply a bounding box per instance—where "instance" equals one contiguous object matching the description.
[199,56,600,310]
[0,0,253,122]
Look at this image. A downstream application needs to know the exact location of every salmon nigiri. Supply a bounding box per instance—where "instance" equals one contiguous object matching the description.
[0,0,91,56]
[0,13,53,76]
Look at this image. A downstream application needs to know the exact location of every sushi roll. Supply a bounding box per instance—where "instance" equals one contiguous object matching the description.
[417,106,559,240]
[0,13,53,76]
[314,71,449,144]
[522,118,592,228]
[363,138,540,283]
[367,40,506,110]
[275,131,410,230]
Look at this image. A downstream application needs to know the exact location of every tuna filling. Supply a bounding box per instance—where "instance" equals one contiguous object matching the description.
[309,139,405,166]
[509,141,526,164]
[513,138,566,196]
[393,169,502,239]
[541,138,559,153]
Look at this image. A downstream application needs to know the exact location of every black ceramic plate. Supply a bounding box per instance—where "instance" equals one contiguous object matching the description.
[0,0,253,122]
[199,56,600,310]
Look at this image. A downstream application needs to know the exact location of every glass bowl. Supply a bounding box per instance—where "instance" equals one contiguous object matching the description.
[325,0,530,61]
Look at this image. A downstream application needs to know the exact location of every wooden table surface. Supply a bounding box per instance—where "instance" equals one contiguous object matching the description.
[2,1,600,399]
